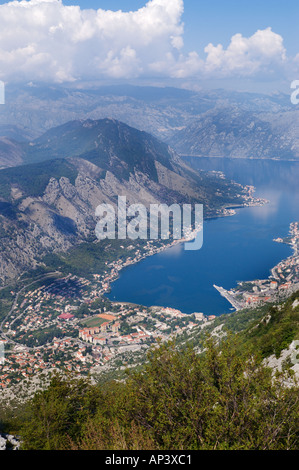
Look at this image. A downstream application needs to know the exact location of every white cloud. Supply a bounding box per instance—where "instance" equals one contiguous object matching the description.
[0,0,185,82]
[0,1,290,83]
[203,28,287,77]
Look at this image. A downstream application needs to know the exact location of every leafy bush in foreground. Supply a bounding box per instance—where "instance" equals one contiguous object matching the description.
[20,336,299,451]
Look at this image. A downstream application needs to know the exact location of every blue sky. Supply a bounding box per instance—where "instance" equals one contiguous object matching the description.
[59,0,299,56]
[0,0,297,92]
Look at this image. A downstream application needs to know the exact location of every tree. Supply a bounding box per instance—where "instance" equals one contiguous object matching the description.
[20,373,103,450]
[76,303,90,318]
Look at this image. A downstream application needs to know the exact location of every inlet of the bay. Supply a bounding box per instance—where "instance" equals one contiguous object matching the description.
[108,158,299,316]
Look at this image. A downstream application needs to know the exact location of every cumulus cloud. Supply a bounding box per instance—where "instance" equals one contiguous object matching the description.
[0,0,290,83]
[204,28,287,77]
[0,0,185,82]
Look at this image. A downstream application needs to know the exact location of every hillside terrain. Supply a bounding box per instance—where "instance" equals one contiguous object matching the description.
[169,106,299,159]
[0,85,297,451]
[0,138,24,169]
[90,289,299,385]
[1,289,298,450]
[0,118,251,285]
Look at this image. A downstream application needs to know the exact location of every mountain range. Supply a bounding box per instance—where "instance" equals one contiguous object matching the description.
[0,84,298,451]
[0,118,248,285]
[169,106,299,159]
[0,84,298,166]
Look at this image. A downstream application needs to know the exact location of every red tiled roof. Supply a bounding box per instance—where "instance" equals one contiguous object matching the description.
[58,313,74,320]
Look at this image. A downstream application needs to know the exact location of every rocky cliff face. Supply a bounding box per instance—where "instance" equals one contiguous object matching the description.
[0,433,21,451]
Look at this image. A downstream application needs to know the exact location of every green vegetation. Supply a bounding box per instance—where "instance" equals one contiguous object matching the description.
[0,287,15,322]
[75,303,90,318]
[16,326,65,348]
[42,239,147,279]
[18,335,298,450]
[0,158,78,200]
[1,277,299,451]
[23,119,175,183]
[119,321,137,336]
[198,291,299,362]
[238,297,299,359]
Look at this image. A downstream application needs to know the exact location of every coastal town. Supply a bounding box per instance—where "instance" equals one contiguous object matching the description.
[0,214,296,403]
[0,238,215,398]
[215,221,299,311]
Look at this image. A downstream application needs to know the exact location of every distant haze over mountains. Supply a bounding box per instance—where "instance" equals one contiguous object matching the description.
[169,106,299,160]
[0,84,298,169]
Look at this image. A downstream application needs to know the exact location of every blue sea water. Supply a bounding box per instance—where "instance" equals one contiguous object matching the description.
[108,158,299,316]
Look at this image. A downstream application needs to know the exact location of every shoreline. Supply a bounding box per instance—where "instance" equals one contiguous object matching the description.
[180,155,299,163]
[214,222,299,312]
[105,191,269,312]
